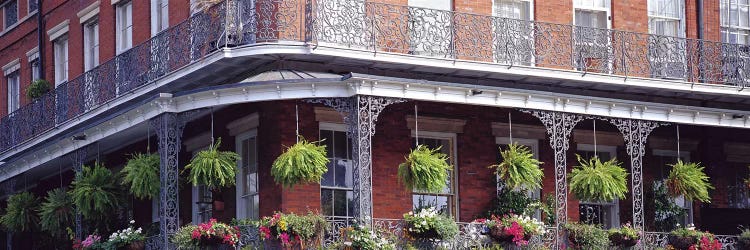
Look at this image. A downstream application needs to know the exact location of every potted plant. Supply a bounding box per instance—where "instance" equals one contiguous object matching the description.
[172,218,239,249]
[38,188,74,238]
[402,207,458,241]
[258,211,329,249]
[569,155,628,202]
[398,145,452,193]
[489,143,544,190]
[74,234,103,250]
[26,79,50,100]
[738,227,750,250]
[336,223,396,250]
[104,220,146,250]
[666,160,714,203]
[0,192,40,232]
[608,223,639,248]
[484,188,538,218]
[667,225,704,250]
[271,136,329,188]
[69,163,124,229]
[185,138,240,190]
[121,153,160,200]
[475,214,546,247]
[564,222,609,250]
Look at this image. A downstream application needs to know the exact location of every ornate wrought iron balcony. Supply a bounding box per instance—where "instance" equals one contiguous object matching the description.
[2,0,750,155]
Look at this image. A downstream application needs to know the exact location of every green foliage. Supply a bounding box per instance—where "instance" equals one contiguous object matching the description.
[607,223,640,247]
[26,79,50,100]
[271,137,329,188]
[69,163,123,220]
[185,138,240,189]
[0,192,40,232]
[259,211,329,242]
[38,188,75,237]
[172,224,200,250]
[666,160,714,203]
[653,181,686,232]
[403,207,458,240]
[569,155,628,202]
[490,143,544,190]
[485,188,538,218]
[540,193,556,226]
[564,222,609,250]
[398,145,452,193]
[121,153,160,200]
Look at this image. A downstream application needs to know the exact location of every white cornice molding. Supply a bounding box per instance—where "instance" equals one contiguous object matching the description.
[25,47,39,61]
[2,59,20,76]
[77,1,100,24]
[47,20,70,41]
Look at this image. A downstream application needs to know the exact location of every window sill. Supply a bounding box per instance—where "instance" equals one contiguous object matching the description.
[0,10,38,38]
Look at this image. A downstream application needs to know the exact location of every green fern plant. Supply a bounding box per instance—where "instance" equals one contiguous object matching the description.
[271,137,330,188]
[37,188,74,237]
[398,144,452,193]
[69,163,123,220]
[666,160,714,203]
[185,138,240,190]
[121,153,160,200]
[0,192,40,232]
[25,79,50,100]
[569,155,629,202]
[489,143,544,190]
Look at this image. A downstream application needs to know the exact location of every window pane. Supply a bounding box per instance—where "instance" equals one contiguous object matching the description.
[321,189,334,216]
[408,0,451,10]
[334,158,352,188]
[4,0,17,28]
[333,190,348,217]
[333,130,347,159]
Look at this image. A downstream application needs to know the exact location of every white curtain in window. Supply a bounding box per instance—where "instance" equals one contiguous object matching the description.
[648,0,683,37]
[574,0,610,9]
[408,0,451,10]
[575,10,607,29]
[493,0,531,20]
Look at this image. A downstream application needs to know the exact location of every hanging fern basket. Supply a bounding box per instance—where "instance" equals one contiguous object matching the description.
[569,155,629,202]
[38,188,74,237]
[121,153,160,200]
[271,137,330,188]
[665,160,714,203]
[0,192,39,232]
[398,145,452,193]
[69,163,123,220]
[489,142,544,190]
[185,138,240,190]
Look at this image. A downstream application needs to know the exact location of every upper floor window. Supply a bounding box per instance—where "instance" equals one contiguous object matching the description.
[721,0,750,44]
[53,37,69,86]
[3,0,17,29]
[493,0,532,21]
[320,125,354,220]
[116,1,133,54]
[28,0,37,13]
[6,70,19,114]
[30,59,39,81]
[151,0,169,36]
[649,0,685,37]
[411,133,458,219]
[83,20,99,71]
[574,0,611,29]
[236,131,259,220]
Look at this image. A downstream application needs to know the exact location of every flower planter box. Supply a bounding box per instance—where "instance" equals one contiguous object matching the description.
[609,233,638,248]
[489,227,531,245]
[120,241,145,250]
[406,228,442,240]
[737,238,750,250]
[263,239,319,250]
[668,235,698,250]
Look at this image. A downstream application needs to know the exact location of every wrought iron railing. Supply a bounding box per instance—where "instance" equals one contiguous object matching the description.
[144,234,161,250]
[728,183,750,209]
[644,231,740,250]
[3,0,750,155]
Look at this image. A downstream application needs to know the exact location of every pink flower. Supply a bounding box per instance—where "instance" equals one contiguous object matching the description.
[259,226,272,239]
[191,229,201,239]
[280,232,291,246]
[81,234,100,247]
[504,222,528,246]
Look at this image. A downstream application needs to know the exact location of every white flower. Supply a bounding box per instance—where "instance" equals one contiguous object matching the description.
[130,220,135,224]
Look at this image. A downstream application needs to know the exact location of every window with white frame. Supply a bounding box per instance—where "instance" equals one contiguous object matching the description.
[319,124,354,220]
[116,1,133,54]
[496,137,541,219]
[83,20,99,71]
[573,0,611,71]
[30,59,39,81]
[53,37,69,86]
[3,0,17,29]
[411,132,458,219]
[574,0,610,29]
[721,0,750,44]
[151,0,169,36]
[492,0,534,65]
[28,0,37,13]
[6,71,20,114]
[236,130,259,220]
[648,0,685,37]
[652,149,693,226]
[576,144,620,229]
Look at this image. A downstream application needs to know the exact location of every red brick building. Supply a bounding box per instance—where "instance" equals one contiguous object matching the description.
[0,0,749,249]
